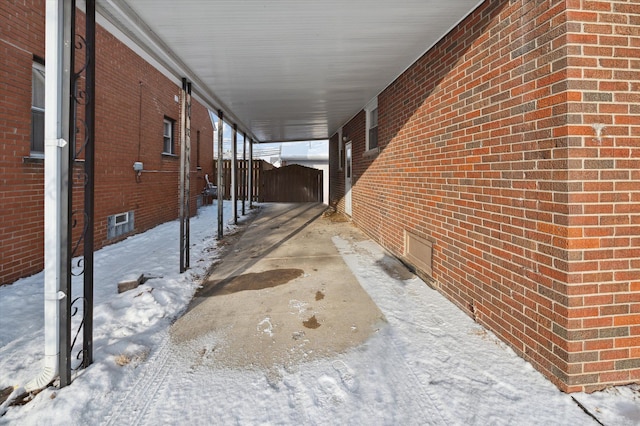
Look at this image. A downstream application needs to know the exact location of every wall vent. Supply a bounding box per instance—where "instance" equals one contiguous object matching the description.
[107,211,134,239]
[404,230,433,277]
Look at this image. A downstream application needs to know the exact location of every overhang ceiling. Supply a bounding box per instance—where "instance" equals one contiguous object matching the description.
[96,0,483,142]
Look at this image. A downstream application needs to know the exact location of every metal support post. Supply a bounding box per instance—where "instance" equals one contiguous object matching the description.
[217,110,224,239]
[59,0,74,389]
[231,124,237,225]
[242,132,246,216]
[66,0,96,380]
[81,0,96,369]
[248,138,253,209]
[185,81,191,268]
[179,78,192,272]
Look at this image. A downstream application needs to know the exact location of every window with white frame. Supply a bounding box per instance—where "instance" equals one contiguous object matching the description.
[365,97,378,151]
[163,117,175,154]
[107,211,134,239]
[114,211,129,225]
[338,127,343,170]
[196,129,201,168]
[31,61,45,156]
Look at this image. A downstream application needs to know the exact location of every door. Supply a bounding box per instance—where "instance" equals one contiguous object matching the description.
[345,142,352,216]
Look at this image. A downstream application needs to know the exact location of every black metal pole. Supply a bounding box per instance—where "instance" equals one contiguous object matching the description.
[232,123,237,225]
[82,0,96,369]
[248,138,253,209]
[217,110,224,239]
[185,81,191,269]
[242,132,246,216]
[179,78,187,273]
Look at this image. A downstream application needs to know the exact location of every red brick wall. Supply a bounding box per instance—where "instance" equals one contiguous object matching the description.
[562,0,640,392]
[328,134,341,208]
[93,27,213,245]
[0,1,46,284]
[332,0,639,392]
[0,2,214,285]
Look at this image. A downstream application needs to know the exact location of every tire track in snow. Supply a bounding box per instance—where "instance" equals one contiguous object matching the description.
[332,236,454,425]
[385,328,453,425]
[102,334,175,426]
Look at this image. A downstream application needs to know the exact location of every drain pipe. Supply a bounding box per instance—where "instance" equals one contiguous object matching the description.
[25,0,71,392]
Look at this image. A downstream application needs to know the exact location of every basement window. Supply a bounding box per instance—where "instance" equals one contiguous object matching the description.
[115,212,129,225]
[107,211,134,239]
[365,97,378,153]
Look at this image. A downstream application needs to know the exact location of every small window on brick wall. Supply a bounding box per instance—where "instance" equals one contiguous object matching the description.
[365,97,379,152]
[338,127,344,171]
[107,211,134,239]
[31,61,45,157]
[163,117,175,155]
[196,130,201,168]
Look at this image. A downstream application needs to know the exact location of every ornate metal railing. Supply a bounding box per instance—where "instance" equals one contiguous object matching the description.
[61,0,95,387]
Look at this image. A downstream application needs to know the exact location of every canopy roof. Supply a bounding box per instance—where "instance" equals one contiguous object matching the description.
[97,0,483,142]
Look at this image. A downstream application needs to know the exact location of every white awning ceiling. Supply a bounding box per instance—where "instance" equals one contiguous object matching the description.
[96,0,483,142]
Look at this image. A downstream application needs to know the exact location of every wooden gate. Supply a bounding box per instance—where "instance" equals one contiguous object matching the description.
[260,164,323,202]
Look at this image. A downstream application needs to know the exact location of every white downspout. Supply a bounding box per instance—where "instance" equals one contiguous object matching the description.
[25,0,69,392]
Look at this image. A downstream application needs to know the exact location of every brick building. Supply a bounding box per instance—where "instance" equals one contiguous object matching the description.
[0,1,214,285]
[3,0,638,394]
[330,1,639,392]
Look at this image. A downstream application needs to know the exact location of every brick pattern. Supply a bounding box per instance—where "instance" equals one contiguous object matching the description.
[0,1,46,283]
[0,2,214,285]
[563,0,640,392]
[332,0,639,392]
[328,134,342,208]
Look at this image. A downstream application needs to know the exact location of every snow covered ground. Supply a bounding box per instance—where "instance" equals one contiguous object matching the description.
[1,202,638,425]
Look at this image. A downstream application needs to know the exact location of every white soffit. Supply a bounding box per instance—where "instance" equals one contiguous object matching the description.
[97,0,483,142]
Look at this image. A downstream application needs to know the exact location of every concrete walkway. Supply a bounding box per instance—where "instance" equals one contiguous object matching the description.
[103,202,614,425]
[170,203,388,379]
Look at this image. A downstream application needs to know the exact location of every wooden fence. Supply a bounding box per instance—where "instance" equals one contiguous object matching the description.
[212,159,273,201]
[211,160,322,203]
[259,164,323,203]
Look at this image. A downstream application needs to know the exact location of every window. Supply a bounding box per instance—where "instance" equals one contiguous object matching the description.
[163,117,175,154]
[114,212,129,225]
[107,211,134,239]
[196,130,201,168]
[365,97,378,152]
[31,62,45,156]
[338,127,343,170]
[369,107,378,149]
